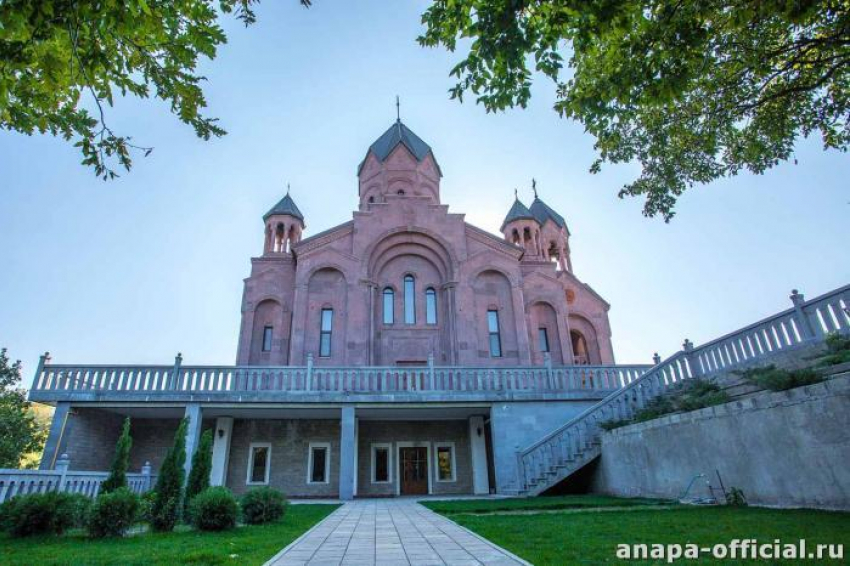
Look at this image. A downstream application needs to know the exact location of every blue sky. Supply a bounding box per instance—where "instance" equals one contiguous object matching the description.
[2,1,848,386]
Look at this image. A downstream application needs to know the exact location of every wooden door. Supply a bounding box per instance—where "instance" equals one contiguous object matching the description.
[399,447,429,495]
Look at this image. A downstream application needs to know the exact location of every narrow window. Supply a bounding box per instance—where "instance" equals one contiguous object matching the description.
[247,443,271,484]
[538,327,550,353]
[308,443,330,484]
[404,275,416,324]
[262,326,273,352]
[487,310,502,357]
[435,444,456,482]
[372,444,391,483]
[319,308,333,357]
[383,288,394,324]
[425,288,437,325]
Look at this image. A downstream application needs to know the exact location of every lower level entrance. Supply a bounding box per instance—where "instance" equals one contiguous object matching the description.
[399,447,428,495]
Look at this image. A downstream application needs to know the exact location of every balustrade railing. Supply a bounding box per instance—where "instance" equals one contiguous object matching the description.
[516,284,850,494]
[31,359,651,397]
[0,455,155,504]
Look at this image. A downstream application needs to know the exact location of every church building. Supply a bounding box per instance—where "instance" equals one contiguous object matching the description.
[32,118,638,500]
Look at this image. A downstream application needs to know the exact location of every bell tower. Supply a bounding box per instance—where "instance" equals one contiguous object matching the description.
[501,190,543,259]
[263,186,305,255]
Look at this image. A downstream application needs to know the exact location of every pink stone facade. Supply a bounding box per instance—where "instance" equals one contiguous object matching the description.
[236,121,615,368]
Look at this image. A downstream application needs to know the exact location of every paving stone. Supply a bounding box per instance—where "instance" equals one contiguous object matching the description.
[265,499,528,566]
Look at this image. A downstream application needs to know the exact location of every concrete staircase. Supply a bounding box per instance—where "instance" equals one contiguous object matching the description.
[513,285,850,496]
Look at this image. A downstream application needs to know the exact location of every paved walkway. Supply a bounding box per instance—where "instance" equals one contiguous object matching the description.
[265,499,530,566]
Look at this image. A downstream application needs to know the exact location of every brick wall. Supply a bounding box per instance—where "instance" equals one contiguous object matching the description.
[59,408,123,471]
[226,419,340,497]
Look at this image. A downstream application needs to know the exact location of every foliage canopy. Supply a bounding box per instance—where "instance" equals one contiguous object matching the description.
[419,0,850,219]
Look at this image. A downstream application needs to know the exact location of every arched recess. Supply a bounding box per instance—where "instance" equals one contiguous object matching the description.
[472,270,519,363]
[369,234,451,365]
[568,314,601,364]
[305,267,347,364]
[527,301,564,365]
[249,299,285,365]
[365,228,457,282]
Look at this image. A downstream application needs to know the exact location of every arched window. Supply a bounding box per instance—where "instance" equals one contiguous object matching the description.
[382,287,394,324]
[404,275,416,324]
[425,288,437,325]
[368,195,375,204]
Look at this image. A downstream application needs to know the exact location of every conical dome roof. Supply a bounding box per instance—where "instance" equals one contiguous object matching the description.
[529,196,567,230]
[264,192,304,222]
[500,198,536,231]
[358,120,441,175]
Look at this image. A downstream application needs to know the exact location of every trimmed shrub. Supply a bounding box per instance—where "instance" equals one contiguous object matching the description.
[87,487,139,538]
[185,429,213,514]
[65,492,93,528]
[739,364,823,391]
[188,487,238,531]
[241,487,288,525]
[2,491,77,537]
[137,489,157,524]
[101,417,132,494]
[150,417,188,532]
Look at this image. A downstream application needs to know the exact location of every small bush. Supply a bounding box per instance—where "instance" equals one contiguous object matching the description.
[598,419,631,432]
[726,487,748,506]
[188,487,238,531]
[137,489,157,524]
[815,332,850,367]
[87,487,139,538]
[739,364,823,391]
[2,491,77,537]
[634,395,676,422]
[241,487,288,525]
[65,492,93,528]
[673,379,729,412]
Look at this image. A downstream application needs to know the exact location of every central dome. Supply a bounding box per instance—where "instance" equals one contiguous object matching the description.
[358,120,441,175]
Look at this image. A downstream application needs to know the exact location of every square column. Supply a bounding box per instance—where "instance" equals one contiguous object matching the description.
[183,403,203,479]
[469,415,490,495]
[39,402,72,470]
[339,406,356,500]
[210,417,234,486]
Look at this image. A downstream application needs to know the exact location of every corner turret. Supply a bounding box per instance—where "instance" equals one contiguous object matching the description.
[263,187,305,255]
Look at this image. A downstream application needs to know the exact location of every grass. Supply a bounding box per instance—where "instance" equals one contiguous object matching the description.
[421,494,671,514]
[432,500,850,565]
[0,503,339,566]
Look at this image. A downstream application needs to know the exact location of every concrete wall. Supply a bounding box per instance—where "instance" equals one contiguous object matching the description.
[593,375,850,510]
[225,419,340,498]
[490,400,597,492]
[356,420,473,497]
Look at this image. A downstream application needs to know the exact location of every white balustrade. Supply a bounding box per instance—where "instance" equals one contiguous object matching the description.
[32,361,651,397]
[0,456,156,504]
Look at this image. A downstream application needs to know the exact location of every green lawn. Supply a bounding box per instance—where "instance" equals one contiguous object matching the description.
[0,504,339,566]
[422,494,671,515]
[433,501,849,565]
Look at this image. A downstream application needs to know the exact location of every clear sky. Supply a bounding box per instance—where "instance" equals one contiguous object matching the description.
[2,1,848,386]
